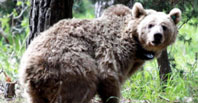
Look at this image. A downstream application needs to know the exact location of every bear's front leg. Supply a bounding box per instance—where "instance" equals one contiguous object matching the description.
[97,76,121,103]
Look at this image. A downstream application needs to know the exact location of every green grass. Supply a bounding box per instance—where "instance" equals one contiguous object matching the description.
[122,21,198,103]
[0,15,29,81]
[0,0,198,102]
[0,22,197,102]
[0,33,27,80]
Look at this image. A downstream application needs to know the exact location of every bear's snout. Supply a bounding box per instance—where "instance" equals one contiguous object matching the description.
[152,33,162,45]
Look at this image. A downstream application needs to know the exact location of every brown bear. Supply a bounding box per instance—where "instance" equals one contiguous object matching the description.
[19,2,181,103]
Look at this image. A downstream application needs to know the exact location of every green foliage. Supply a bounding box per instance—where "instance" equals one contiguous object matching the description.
[0,0,29,81]
[73,0,95,18]
[0,0,16,15]
[0,0,197,102]
[0,16,10,32]
[0,34,27,79]
[136,0,198,25]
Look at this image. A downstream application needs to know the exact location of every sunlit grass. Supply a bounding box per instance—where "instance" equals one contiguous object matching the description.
[0,33,27,80]
[1,17,197,103]
[122,22,198,102]
[0,0,198,102]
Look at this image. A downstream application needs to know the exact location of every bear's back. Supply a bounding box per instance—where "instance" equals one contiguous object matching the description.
[20,4,133,85]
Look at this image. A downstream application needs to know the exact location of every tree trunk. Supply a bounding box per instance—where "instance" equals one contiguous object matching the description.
[4,82,17,99]
[26,0,74,47]
[95,0,171,82]
[157,50,171,82]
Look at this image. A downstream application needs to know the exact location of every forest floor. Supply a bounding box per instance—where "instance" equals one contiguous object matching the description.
[0,79,195,103]
[0,84,149,103]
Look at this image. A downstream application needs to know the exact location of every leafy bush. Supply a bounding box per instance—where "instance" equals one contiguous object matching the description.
[0,0,197,102]
[0,0,29,81]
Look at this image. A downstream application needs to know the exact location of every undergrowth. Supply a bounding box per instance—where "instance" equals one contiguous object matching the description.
[0,0,198,103]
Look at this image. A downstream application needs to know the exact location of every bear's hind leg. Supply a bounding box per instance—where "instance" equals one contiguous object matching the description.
[25,79,61,103]
[25,81,49,103]
[97,77,120,103]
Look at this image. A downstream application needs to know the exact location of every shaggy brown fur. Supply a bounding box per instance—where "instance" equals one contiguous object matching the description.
[19,3,181,103]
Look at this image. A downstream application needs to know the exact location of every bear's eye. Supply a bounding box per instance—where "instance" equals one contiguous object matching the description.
[162,25,167,31]
[148,24,154,28]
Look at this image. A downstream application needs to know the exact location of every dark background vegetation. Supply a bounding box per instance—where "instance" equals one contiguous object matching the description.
[0,0,198,102]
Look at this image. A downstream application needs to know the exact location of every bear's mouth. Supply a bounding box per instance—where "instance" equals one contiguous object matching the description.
[152,40,161,46]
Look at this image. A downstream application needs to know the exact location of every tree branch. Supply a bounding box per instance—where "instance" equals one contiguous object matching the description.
[13,6,28,20]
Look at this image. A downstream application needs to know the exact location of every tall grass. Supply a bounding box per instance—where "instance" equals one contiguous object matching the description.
[0,0,197,102]
[0,17,28,81]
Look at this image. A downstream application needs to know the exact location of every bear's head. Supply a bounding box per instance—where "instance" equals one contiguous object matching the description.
[132,2,181,54]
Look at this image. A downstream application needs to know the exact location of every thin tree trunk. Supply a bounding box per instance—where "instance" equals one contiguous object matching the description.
[95,0,171,82]
[157,50,171,82]
[26,0,74,47]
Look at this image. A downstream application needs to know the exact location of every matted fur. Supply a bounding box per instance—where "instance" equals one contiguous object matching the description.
[19,3,181,103]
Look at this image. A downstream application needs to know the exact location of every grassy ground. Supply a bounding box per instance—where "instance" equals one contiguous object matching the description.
[121,21,198,103]
[0,1,198,103]
[0,22,197,103]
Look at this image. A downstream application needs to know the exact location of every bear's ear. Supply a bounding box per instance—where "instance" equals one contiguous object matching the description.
[132,2,146,18]
[169,8,182,25]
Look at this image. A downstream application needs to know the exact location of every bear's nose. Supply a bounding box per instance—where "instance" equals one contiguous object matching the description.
[152,33,162,45]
